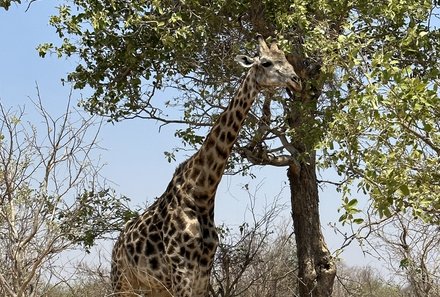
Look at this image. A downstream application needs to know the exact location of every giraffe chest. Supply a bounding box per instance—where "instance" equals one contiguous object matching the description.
[115,195,220,294]
[165,209,219,261]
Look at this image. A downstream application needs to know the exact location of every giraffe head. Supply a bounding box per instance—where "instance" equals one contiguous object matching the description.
[235,35,302,92]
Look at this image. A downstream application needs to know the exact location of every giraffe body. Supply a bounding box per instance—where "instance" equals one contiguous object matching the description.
[111,36,301,297]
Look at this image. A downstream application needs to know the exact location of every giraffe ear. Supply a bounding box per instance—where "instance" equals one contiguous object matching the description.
[235,55,256,68]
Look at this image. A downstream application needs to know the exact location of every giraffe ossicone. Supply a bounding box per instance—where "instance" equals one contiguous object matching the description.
[111,35,301,297]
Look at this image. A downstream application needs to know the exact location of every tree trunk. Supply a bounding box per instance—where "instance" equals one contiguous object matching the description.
[287,154,336,297]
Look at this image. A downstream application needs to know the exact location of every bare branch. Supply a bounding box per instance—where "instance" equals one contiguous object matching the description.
[0,94,130,296]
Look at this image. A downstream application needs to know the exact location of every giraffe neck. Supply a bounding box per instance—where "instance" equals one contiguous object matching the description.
[171,67,260,210]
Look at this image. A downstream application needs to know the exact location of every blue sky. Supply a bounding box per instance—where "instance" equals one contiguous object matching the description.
[0,1,380,269]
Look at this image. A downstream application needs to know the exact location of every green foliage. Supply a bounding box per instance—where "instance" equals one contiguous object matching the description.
[320,1,440,223]
[175,127,204,147]
[42,0,245,120]
[399,257,410,270]
[58,189,138,250]
[0,0,20,10]
[43,0,440,222]
[338,197,364,225]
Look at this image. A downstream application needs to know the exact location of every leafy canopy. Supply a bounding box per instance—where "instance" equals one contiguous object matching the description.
[40,0,440,222]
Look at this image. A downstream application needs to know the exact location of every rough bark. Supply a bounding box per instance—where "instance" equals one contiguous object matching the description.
[283,53,336,296]
[287,156,336,297]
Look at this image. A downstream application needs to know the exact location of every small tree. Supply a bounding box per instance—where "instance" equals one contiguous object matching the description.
[373,212,440,297]
[0,94,134,297]
[209,189,297,297]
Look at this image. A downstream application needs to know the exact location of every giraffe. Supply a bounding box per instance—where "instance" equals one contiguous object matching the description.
[111,35,302,297]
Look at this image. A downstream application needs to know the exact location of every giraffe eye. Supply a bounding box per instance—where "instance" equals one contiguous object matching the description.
[261,61,273,68]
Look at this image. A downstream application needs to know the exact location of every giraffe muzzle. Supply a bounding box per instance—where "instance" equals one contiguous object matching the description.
[288,76,302,92]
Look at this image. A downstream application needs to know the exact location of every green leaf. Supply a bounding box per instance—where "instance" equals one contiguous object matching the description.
[399,184,410,196]
[399,258,410,269]
[347,198,358,208]
[353,218,364,224]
